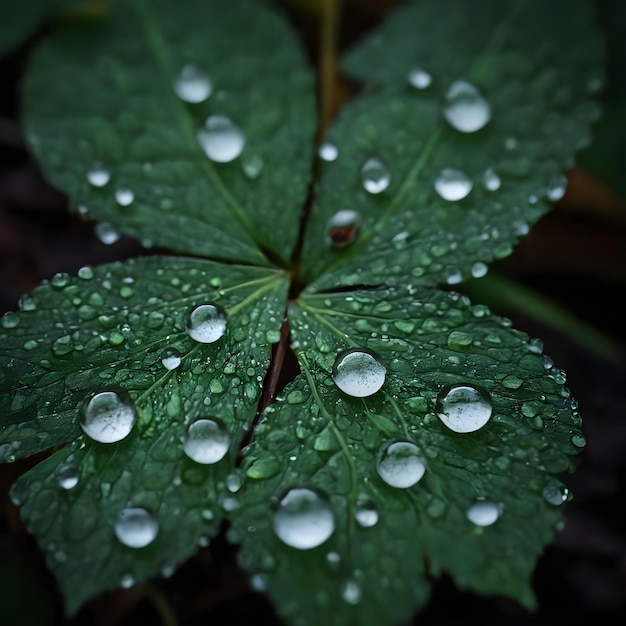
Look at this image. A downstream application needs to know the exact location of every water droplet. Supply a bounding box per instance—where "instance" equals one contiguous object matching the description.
[546,173,568,201]
[435,384,492,433]
[466,498,501,526]
[326,210,361,247]
[160,347,182,370]
[332,348,386,398]
[95,222,120,245]
[56,464,79,490]
[354,500,379,527]
[376,441,426,488]
[360,157,391,194]
[115,506,159,548]
[120,573,135,588]
[542,484,571,506]
[80,390,137,443]
[1,311,20,328]
[482,167,501,191]
[341,579,362,605]
[197,115,245,163]
[241,154,264,180]
[444,80,491,133]
[318,142,338,162]
[173,63,212,103]
[78,266,94,280]
[471,262,488,278]
[115,187,134,206]
[87,166,110,187]
[272,487,335,550]
[183,418,230,464]
[185,303,227,343]
[407,66,432,89]
[434,168,472,201]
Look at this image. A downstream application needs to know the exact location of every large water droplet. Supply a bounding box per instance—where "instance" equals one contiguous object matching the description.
[444,80,491,133]
[318,142,338,162]
[434,168,472,201]
[407,66,432,89]
[197,115,245,163]
[326,210,361,247]
[183,418,230,464]
[173,64,213,103]
[160,347,182,370]
[115,506,159,548]
[435,384,492,433]
[80,390,137,443]
[87,166,110,187]
[332,348,386,398]
[376,441,426,488]
[115,187,134,207]
[185,303,227,343]
[466,498,501,526]
[272,487,335,550]
[360,157,391,194]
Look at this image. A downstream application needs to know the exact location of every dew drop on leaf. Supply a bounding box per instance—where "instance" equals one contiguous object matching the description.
[376,441,426,488]
[1,311,20,328]
[342,579,362,605]
[326,210,361,247]
[546,172,568,201]
[542,483,571,506]
[160,347,182,370]
[95,222,120,245]
[173,63,213,103]
[114,187,134,206]
[318,142,338,162]
[434,167,473,201]
[197,115,245,163]
[185,303,227,343]
[465,498,501,526]
[482,167,501,191]
[354,500,379,527]
[56,464,79,490]
[80,390,137,443]
[114,506,159,548]
[443,80,491,133]
[407,66,432,89]
[360,157,391,194]
[332,348,386,397]
[435,384,492,433]
[86,166,110,187]
[241,154,264,180]
[272,487,335,550]
[183,418,230,464]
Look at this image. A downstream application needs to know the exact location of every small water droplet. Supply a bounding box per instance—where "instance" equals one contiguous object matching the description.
[332,348,386,398]
[434,168,472,201]
[466,498,501,526]
[78,266,94,280]
[471,262,488,278]
[341,579,362,605]
[407,66,432,89]
[360,157,391,194]
[95,222,120,245]
[444,80,491,133]
[354,500,379,527]
[160,347,182,370]
[197,115,245,163]
[56,464,79,490]
[115,187,134,207]
[185,303,227,343]
[115,506,159,548]
[318,142,338,162]
[435,384,492,433]
[183,418,230,464]
[173,63,212,103]
[87,166,110,187]
[242,154,264,180]
[272,487,335,550]
[482,167,501,191]
[80,390,137,443]
[326,210,361,247]
[546,173,568,202]
[376,441,426,488]
[1,311,20,329]
[542,483,571,506]
[120,573,135,588]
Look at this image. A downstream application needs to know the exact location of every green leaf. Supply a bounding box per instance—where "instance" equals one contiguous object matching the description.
[300,0,605,289]
[23,0,316,264]
[0,256,288,613]
[231,286,582,625]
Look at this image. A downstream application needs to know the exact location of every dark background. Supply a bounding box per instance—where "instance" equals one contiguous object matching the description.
[1,1,625,625]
